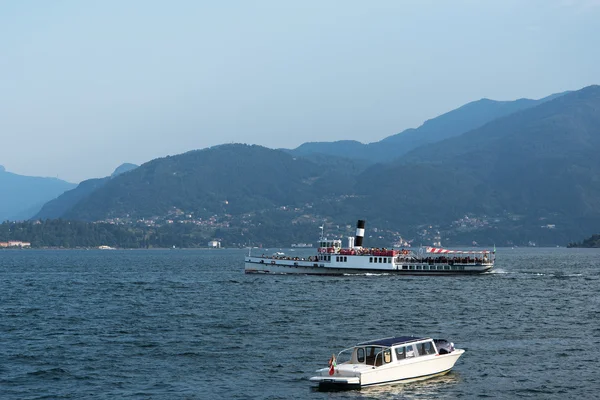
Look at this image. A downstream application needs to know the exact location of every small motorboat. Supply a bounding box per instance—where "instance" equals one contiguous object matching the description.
[309,336,464,390]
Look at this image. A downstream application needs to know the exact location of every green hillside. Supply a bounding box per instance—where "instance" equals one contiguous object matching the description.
[62,144,357,221]
[34,163,138,220]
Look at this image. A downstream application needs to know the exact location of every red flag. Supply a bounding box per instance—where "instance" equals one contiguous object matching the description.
[328,364,335,375]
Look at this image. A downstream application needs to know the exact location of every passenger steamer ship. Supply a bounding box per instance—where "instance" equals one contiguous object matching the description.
[244,220,494,275]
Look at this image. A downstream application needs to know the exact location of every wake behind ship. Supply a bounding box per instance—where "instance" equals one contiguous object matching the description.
[245,220,494,275]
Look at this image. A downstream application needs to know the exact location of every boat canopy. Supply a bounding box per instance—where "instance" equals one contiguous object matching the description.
[426,247,491,254]
[357,336,426,347]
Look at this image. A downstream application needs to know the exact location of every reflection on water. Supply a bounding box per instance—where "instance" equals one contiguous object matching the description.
[311,372,462,398]
[358,373,462,399]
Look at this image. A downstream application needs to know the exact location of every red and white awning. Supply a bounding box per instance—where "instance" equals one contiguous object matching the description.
[426,247,490,254]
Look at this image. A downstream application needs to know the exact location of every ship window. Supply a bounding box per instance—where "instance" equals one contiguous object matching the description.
[388,258,392,263]
[405,344,415,358]
[416,265,421,270]
[383,258,387,263]
[356,348,365,363]
[423,265,429,270]
[444,265,450,270]
[409,265,414,270]
[344,256,347,262]
[369,257,373,263]
[374,258,377,263]
[402,265,408,270]
[379,257,382,263]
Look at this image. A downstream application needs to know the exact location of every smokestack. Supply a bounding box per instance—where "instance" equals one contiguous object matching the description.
[355,219,365,248]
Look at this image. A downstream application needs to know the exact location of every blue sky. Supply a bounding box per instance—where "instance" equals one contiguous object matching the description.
[1,0,599,183]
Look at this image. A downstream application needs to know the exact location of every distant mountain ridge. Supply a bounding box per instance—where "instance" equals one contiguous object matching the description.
[353,85,600,243]
[0,167,76,221]
[26,85,600,246]
[289,91,569,162]
[34,163,138,220]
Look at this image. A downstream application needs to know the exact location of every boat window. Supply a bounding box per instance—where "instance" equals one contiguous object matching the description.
[388,258,392,263]
[374,258,378,263]
[383,349,392,364]
[405,344,415,358]
[379,257,383,263]
[417,342,435,356]
[424,342,436,355]
[369,257,373,263]
[343,256,347,262]
[365,346,384,365]
[395,346,406,360]
[356,347,365,363]
[383,258,387,263]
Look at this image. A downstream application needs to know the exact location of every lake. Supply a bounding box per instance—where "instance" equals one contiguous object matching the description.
[1,247,599,399]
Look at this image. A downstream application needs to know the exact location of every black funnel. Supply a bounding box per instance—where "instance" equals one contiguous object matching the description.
[355,219,366,247]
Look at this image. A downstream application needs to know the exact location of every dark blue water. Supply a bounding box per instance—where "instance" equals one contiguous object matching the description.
[1,248,599,399]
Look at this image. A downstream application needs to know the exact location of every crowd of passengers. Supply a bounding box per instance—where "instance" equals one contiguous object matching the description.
[260,252,489,264]
[396,255,489,264]
[261,254,317,261]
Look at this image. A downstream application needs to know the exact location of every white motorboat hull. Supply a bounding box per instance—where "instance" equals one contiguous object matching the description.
[310,349,464,389]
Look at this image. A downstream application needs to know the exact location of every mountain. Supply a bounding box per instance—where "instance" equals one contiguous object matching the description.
[288,92,568,163]
[111,163,138,177]
[33,85,600,246]
[34,163,138,220]
[60,145,357,221]
[352,85,600,243]
[0,166,76,222]
[290,140,367,159]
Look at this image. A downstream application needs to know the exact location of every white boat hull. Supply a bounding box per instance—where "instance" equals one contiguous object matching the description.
[245,256,492,275]
[310,349,464,389]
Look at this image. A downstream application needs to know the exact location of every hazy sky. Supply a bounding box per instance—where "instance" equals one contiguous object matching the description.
[1,0,599,183]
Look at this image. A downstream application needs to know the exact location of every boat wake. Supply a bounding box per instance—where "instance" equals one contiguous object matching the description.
[491,270,585,279]
[488,268,508,274]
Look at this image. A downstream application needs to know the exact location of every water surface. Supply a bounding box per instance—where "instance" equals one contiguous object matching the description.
[1,248,599,399]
